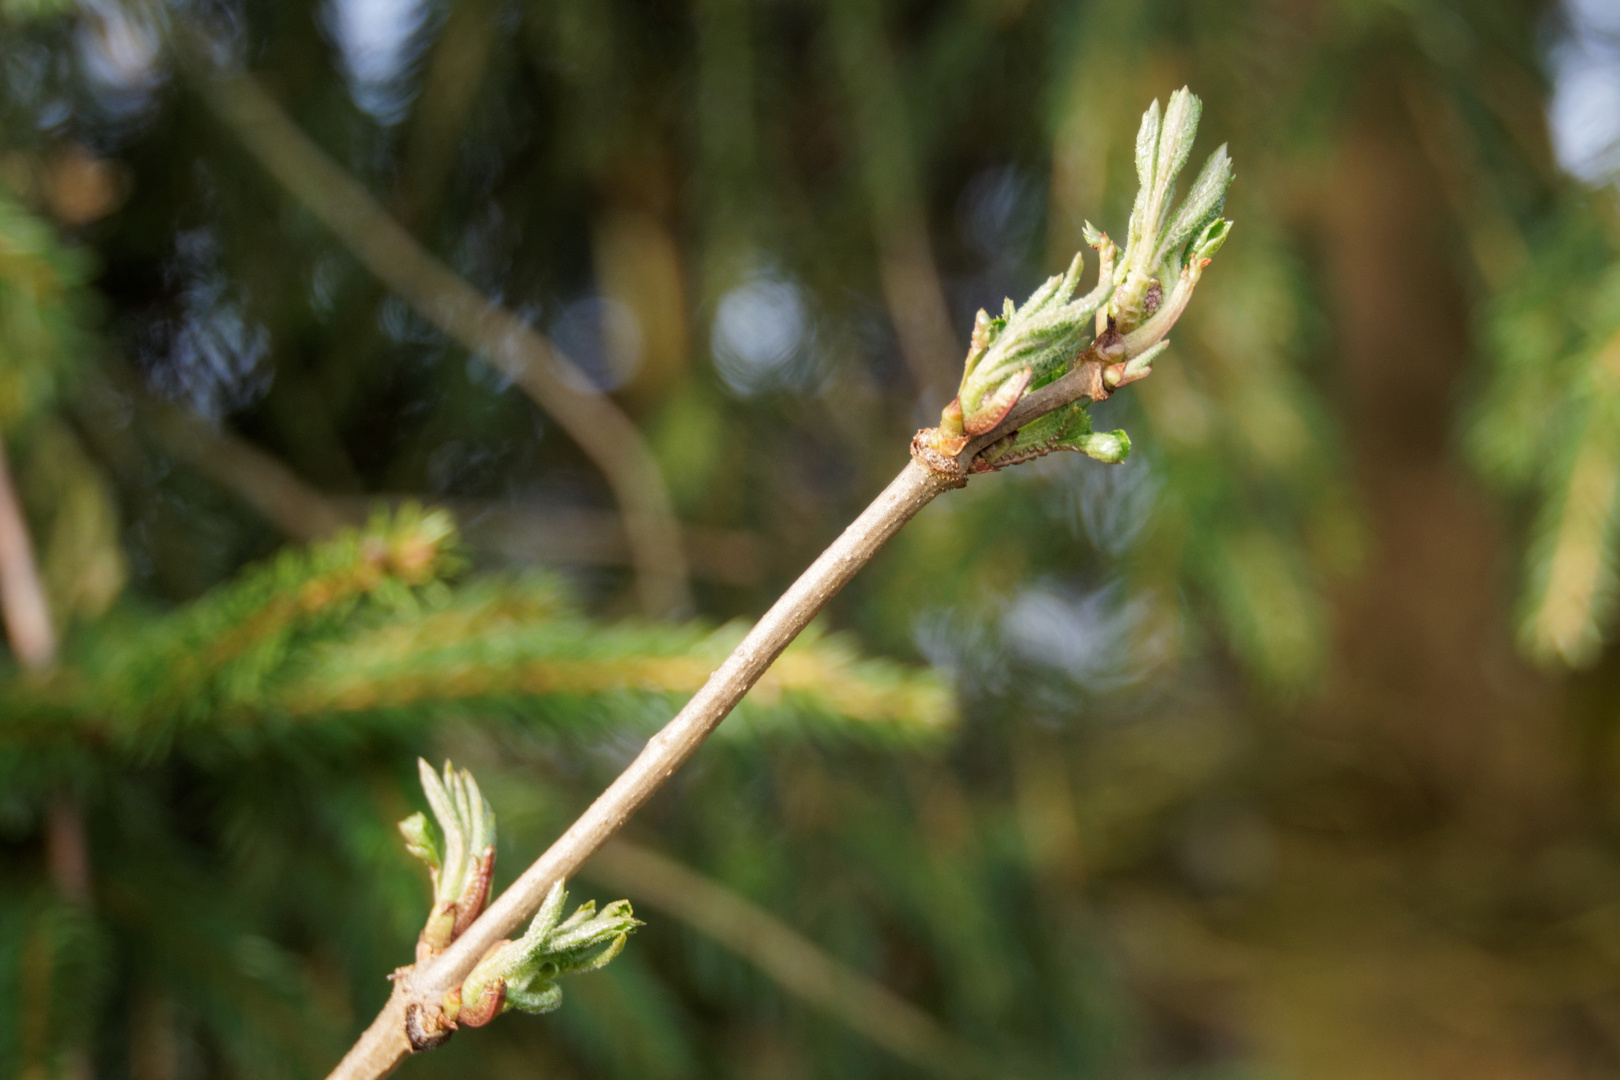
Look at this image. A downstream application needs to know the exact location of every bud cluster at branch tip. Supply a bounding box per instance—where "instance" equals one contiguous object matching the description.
[912,86,1233,479]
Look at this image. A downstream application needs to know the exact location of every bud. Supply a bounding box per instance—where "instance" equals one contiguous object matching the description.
[910,89,1232,481]
[401,759,497,959]
[447,879,641,1026]
[951,249,1113,436]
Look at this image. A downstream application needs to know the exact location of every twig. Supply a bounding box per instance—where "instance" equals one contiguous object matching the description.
[323,353,1090,1080]
[584,837,1007,1080]
[195,70,692,618]
[395,0,499,230]
[323,347,1133,1080]
[0,428,89,902]
[45,799,91,903]
[1399,74,1529,291]
[324,458,956,1079]
[965,359,1107,461]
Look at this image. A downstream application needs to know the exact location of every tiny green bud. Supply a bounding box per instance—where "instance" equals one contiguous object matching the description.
[398,812,441,875]
[909,88,1231,482]
[972,400,1129,471]
[1075,429,1130,464]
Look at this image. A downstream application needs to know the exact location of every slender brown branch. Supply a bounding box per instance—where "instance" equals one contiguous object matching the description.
[323,298,1179,1080]
[0,425,90,1080]
[422,461,948,979]
[138,397,357,542]
[584,838,1006,1080]
[325,300,1146,1080]
[194,69,692,617]
[126,389,765,584]
[323,309,1124,1080]
[324,459,954,1080]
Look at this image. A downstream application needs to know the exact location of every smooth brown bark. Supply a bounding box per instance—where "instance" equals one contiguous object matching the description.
[324,460,956,1080]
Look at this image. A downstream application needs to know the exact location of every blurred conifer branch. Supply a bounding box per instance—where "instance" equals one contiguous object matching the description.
[323,89,1230,1079]
[279,589,954,736]
[0,481,954,1072]
[0,193,124,641]
[1437,89,1620,667]
[1498,318,1620,668]
[185,64,692,618]
[0,515,949,764]
[0,191,89,433]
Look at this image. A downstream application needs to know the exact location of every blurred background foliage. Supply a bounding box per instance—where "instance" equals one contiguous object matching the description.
[3,0,1620,1077]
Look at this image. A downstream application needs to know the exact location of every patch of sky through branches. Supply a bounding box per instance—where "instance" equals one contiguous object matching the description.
[1549,0,1620,184]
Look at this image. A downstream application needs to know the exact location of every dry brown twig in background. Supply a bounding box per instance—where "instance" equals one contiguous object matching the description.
[0,423,93,1079]
[197,71,692,618]
[585,837,999,1080]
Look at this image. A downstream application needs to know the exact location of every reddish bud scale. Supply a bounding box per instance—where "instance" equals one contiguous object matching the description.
[456,978,506,1027]
[963,367,1030,435]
